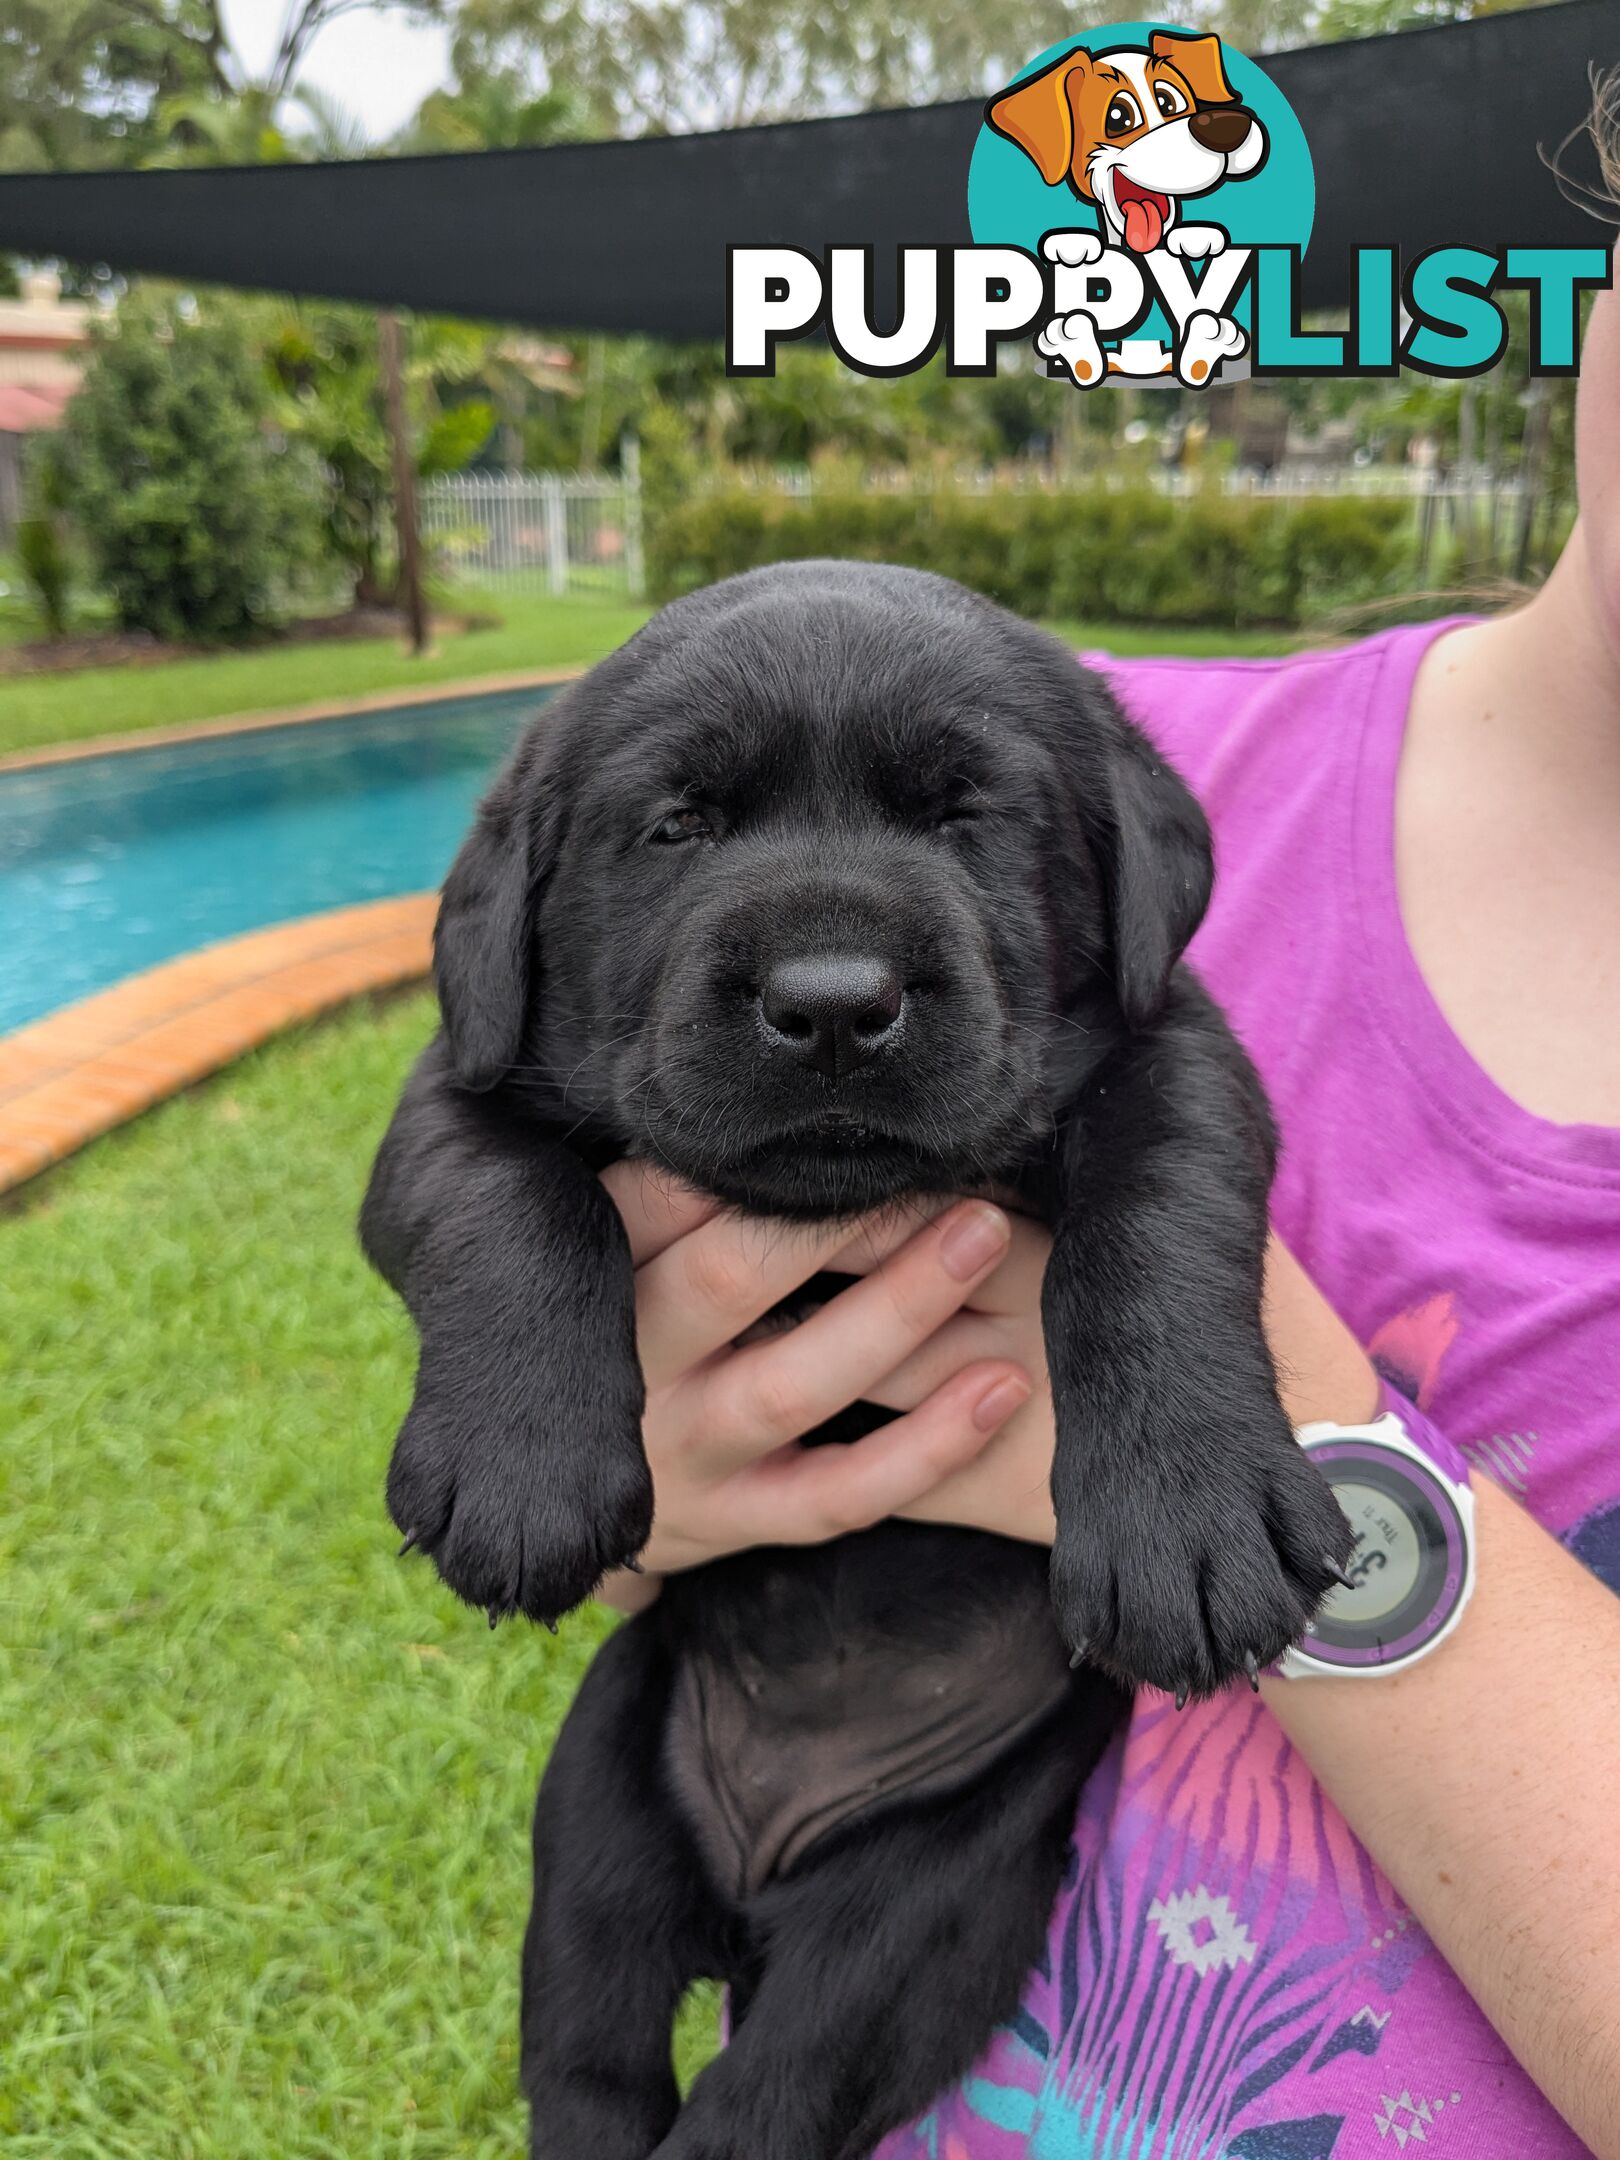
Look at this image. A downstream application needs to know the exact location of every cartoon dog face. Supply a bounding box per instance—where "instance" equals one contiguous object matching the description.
[988,31,1266,253]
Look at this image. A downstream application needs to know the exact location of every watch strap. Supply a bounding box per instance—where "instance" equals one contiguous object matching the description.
[1375,1376,1472,1487]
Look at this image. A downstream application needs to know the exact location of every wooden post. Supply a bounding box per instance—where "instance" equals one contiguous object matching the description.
[378,310,428,657]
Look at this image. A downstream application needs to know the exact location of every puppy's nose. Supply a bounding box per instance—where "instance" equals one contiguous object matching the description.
[1189,107,1252,153]
[759,955,905,1080]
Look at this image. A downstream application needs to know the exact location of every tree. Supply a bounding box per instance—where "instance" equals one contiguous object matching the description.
[0,0,441,173]
[262,301,494,605]
[44,288,324,641]
[434,0,1389,138]
[437,0,1115,136]
[403,72,600,149]
[0,0,222,171]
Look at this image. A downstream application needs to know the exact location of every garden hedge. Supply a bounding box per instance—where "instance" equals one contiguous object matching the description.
[649,488,1414,628]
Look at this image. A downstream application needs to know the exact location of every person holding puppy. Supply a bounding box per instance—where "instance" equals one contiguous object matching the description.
[599,97,1620,2160]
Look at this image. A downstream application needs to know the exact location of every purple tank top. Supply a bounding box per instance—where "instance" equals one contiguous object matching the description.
[875,620,1620,2160]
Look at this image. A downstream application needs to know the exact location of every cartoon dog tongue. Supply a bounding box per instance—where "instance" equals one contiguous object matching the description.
[1121,190,1165,253]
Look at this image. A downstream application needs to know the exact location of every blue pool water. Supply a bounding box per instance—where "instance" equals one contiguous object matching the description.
[0,686,553,1035]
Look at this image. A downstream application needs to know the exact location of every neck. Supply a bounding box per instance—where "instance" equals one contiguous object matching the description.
[1457,523,1620,773]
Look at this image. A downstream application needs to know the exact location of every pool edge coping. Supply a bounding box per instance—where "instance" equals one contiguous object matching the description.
[0,895,437,1197]
[0,664,586,775]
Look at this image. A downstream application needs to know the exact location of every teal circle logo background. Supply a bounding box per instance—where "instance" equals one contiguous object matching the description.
[968,20,1314,343]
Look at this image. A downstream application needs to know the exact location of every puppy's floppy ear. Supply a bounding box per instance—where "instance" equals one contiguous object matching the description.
[1087,695,1213,1031]
[986,50,1090,186]
[434,748,550,1091]
[1149,29,1236,106]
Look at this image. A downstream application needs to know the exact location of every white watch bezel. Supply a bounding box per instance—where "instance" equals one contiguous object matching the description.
[1277,1411,1476,1680]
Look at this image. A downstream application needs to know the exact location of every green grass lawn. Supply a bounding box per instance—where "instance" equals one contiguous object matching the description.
[1044,619,1295,659]
[0,582,1299,762]
[0,591,654,761]
[0,571,1312,2153]
[0,991,719,2159]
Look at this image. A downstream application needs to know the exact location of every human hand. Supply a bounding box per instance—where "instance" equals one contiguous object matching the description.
[597,1163,1380,1610]
[867,1217,1380,1543]
[595,1163,1033,1606]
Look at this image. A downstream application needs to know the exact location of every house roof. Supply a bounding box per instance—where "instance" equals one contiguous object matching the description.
[0,380,74,432]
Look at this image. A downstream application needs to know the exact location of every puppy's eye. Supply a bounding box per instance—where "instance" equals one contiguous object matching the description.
[936,780,982,830]
[650,805,718,845]
[1153,82,1188,118]
[1104,92,1142,136]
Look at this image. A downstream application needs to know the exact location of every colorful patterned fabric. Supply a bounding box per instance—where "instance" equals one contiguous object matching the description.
[874,621,1620,2160]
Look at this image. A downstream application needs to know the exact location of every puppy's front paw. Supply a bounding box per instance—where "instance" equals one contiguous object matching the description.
[1163,224,1226,260]
[1043,228,1104,268]
[388,1359,651,1628]
[1036,310,1106,388]
[1051,1391,1353,1701]
[1176,309,1246,387]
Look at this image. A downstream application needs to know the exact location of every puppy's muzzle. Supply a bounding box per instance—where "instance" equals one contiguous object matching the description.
[1189,106,1253,154]
[758,953,906,1082]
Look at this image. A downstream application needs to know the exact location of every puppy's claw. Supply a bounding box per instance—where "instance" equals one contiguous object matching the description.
[1068,1640,1089,1670]
[1323,1554,1358,1590]
[622,1556,645,1575]
[544,1619,559,1636]
[488,1606,501,1631]
[1243,1651,1261,1693]
[397,1529,420,1557]
[1173,1681,1191,1712]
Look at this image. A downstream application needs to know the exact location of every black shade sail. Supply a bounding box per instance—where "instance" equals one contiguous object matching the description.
[0,0,1615,336]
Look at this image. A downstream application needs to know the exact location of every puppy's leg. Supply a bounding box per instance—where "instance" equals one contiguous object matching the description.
[1043,979,1355,1698]
[360,1037,650,1626]
[524,1618,731,2160]
[649,1692,1117,2160]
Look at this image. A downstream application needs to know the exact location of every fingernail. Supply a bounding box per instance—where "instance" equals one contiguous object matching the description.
[939,1203,1011,1281]
[973,1371,1030,1431]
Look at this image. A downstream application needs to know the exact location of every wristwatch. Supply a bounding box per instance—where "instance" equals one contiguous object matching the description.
[1276,1382,1475,1680]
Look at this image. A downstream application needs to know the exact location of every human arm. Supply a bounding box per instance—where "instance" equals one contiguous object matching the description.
[898,1225,1620,2155]
[600,1186,1620,2152]
[1254,1244,1620,2160]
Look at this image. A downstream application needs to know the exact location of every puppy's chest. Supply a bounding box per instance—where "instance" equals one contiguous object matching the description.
[662,1556,1073,1901]
[658,1189,1072,1901]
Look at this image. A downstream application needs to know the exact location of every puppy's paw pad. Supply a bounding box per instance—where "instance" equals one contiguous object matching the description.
[1178,310,1247,385]
[1035,311,1106,387]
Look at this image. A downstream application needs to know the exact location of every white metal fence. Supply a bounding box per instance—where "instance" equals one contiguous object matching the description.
[727,462,1519,507]
[421,443,644,598]
[421,451,1520,603]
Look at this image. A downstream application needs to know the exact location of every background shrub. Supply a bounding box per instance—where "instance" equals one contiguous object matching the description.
[15,514,70,639]
[649,487,1413,628]
[46,292,323,644]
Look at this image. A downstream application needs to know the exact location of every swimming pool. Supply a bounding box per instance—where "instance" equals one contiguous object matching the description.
[0,686,554,1036]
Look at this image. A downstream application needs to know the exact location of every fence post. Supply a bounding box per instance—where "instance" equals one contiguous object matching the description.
[622,434,645,599]
[542,473,569,596]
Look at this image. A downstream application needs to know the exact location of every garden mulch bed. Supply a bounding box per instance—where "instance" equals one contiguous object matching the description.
[0,606,498,680]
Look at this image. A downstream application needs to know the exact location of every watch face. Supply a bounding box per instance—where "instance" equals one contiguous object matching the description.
[1296,1440,1469,1671]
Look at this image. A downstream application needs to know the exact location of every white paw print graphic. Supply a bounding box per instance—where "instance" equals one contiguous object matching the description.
[1147,1885,1257,1977]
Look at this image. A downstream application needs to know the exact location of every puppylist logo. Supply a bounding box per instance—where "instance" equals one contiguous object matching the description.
[727,20,1612,387]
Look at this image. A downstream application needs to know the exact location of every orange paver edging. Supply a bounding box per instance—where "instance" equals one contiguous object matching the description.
[0,665,585,774]
[0,895,437,1196]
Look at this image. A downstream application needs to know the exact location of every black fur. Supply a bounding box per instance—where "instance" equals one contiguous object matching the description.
[359,562,1352,2157]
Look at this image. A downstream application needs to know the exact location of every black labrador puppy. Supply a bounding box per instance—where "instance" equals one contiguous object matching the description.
[360,561,1352,2160]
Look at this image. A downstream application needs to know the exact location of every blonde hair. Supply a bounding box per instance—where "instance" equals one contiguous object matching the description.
[1594,63,1620,208]
[1553,63,1620,219]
